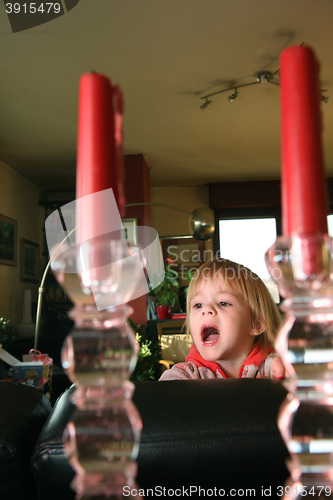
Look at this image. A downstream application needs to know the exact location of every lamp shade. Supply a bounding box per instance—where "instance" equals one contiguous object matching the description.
[190,207,215,240]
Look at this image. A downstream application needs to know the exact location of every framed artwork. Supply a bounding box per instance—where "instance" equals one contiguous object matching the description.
[0,214,17,266]
[161,236,205,282]
[20,238,39,283]
[122,218,138,245]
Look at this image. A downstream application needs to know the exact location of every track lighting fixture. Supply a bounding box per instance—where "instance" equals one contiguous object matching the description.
[199,68,329,109]
[199,70,279,109]
[228,89,240,102]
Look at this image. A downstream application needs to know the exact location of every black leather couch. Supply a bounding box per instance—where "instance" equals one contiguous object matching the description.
[0,381,51,500]
[1,378,290,500]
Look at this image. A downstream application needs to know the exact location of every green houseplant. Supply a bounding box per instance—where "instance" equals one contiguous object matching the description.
[0,316,15,378]
[0,317,15,349]
[128,319,160,381]
[150,262,180,319]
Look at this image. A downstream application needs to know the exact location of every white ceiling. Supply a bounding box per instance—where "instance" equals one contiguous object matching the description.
[1,0,333,191]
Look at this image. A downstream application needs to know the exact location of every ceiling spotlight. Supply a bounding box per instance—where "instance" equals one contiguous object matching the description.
[256,71,273,83]
[228,89,240,102]
[200,97,212,110]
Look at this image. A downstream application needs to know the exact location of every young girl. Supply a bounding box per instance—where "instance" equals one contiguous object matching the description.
[159,258,284,381]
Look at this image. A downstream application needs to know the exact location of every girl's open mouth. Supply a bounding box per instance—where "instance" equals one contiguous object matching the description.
[201,326,220,346]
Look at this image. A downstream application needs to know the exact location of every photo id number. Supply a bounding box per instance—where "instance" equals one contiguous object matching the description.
[5,3,61,14]
[277,485,332,496]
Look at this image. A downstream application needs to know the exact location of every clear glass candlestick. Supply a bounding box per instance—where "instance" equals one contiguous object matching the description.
[51,235,144,499]
[266,234,333,499]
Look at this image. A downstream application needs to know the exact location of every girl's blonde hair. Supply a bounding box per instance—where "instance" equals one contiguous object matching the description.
[185,258,280,347]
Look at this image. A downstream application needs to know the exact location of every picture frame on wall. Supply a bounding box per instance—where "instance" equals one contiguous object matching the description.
[20,238,39,283]
[0,214,17,266]
[161,235,205,282]
[122,218,138,245]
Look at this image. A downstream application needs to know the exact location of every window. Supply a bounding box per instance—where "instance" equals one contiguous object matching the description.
[217,213,333,303]
[327,215,333,235]
[218,217,279,302]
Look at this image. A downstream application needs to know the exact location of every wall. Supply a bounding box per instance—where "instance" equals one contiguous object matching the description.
[0,160,44,327]
[150,185,214,260]
[150,185,210,237]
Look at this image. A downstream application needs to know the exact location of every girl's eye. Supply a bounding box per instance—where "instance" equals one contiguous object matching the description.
[218,301,231,307]
[192,303,203,309]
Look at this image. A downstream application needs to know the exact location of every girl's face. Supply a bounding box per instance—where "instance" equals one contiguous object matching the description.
[189,277,264,376]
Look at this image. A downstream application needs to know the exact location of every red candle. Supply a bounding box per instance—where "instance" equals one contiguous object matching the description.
[281,45,328,237]
[76,73,125,245]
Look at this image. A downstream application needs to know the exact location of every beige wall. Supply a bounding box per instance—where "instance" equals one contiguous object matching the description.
[151,186,209,237]
[150,185,214,257]
[0,160,44,327]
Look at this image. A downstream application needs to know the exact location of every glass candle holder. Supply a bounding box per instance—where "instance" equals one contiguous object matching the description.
[51,235,144,499]
[266,234,333,499]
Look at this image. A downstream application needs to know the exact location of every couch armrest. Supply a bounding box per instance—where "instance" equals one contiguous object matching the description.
[31,384,76,500]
